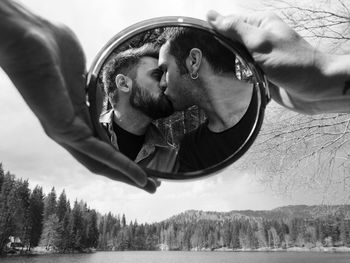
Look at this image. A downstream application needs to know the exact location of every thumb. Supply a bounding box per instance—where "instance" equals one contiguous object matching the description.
[206,10,257,47]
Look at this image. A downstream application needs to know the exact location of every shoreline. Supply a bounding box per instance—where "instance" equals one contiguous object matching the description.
[2,247,95,257]
[3,246,350,257]
[202,246,350,253]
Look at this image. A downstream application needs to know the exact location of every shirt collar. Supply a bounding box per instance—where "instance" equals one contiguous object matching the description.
[99,109,172,162]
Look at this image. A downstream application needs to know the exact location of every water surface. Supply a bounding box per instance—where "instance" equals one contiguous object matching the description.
[2,251,350,263]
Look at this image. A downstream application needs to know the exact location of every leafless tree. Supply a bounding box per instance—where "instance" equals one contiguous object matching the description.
[237,0,350,202]
[240,103,350,199]
[263,0,350,52]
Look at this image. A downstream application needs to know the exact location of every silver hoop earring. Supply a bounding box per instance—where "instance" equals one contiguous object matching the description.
[191,72,199,80]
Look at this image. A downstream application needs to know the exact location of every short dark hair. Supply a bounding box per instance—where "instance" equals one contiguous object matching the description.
[102,43,159,99]
[158,27,236,75]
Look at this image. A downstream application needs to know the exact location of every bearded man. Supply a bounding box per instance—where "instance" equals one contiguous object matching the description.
[100,44,178,172]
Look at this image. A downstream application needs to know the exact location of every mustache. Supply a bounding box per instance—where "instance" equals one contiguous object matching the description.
[162,92,173,104]
[130,86,175,119]
[161,91,171,101]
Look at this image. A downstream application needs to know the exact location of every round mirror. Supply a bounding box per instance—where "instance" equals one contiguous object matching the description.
[86,17,270,180]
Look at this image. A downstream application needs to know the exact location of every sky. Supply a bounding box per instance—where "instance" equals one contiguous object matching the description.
[0,0,348,223]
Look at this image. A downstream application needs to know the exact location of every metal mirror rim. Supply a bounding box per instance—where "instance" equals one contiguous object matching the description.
[86,16,270,180]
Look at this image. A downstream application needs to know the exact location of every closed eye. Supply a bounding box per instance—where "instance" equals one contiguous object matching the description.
[151,68,164,81]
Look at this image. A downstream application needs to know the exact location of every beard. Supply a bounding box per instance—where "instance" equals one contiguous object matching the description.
[130,81,174,120]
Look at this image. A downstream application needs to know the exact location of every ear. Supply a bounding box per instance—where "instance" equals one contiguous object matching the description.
[186,48,202,75]
[115,74,131,93]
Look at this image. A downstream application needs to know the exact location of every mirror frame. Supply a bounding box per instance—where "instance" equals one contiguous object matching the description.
[86,16,270,180]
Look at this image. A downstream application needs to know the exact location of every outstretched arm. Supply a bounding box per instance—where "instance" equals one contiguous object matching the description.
[207,10,350,114]
[0,0,157,193]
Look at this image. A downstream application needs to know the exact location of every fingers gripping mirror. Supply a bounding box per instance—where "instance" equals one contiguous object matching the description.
[86,17,270,180]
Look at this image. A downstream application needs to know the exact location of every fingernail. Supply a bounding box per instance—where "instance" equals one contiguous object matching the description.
[148,177,161,187]
[135,169,148,187]
[139,176,147,187]
[145,180,157,194]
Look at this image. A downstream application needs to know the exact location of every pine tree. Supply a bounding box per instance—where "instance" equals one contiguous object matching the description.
[98,215,107,249]
[58,205,72,252]
[133,224,146,250]
[43,187,57,221]
[70,200,84,250]
[13,179,31,250]
[85,210,99,248]
[230,221,241,249]
[0,172,17,255]
[55,194,71,251]
[28,186,44,248]
[79,201,89,248]
[122,214,126,228]
[39,214,60,250]
[222,221,232,247]
[0,163,4,190]
[56,190,68,222]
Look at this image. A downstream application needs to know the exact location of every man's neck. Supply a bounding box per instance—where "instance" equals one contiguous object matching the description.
[112,106,151,136]
[197,74,253,132]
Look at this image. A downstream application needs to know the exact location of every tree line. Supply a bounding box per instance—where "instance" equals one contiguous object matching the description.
[98,210,350,251]
[1,163,350,255]
[0,164,98,255]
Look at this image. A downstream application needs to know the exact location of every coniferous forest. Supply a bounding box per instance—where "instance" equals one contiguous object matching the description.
[1,163,350,255]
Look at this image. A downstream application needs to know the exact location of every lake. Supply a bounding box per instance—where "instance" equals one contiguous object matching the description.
[1,251,350,263]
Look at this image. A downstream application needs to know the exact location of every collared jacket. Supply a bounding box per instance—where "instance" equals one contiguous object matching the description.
[99,110,178,173]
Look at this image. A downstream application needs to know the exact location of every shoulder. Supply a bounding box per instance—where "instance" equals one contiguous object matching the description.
[146,123,177,150]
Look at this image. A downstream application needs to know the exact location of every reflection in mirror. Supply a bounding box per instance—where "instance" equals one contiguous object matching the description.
[88,20,268,180]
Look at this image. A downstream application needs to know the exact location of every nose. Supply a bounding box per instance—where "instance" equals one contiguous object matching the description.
[160,74,167,93]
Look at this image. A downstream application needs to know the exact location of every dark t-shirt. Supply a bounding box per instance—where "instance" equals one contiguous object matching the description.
[178,90,257,172]
[112,122,145,161]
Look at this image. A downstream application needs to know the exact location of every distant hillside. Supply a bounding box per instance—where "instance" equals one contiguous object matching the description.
[164,205,350,223]
[3,161,350,254]
[155,205,350,251]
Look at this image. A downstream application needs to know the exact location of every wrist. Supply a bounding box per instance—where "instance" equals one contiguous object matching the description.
[304,52,350,113]
[320,53,350,97]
